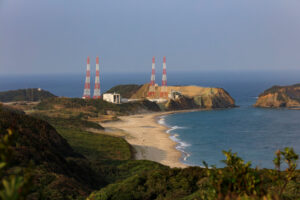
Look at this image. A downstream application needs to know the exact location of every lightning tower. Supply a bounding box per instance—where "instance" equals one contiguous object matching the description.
[93,56,101,99]
[82,56,91,99]
[148,56,156,98]
[160,56,168,98]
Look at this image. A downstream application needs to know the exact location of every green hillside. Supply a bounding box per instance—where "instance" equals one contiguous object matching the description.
[0,105,104,199]
[35,97,161,115]
[105,84,142,98]
[1,104,299,200]
[0,88,56,102]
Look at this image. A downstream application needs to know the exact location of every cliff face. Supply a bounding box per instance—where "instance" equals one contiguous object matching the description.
[165,96,198,110]
[254,84,300,108]
[130,84,236,109]
[187,87,236,109]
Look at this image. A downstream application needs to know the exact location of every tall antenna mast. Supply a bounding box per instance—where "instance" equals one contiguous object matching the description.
[148,56,156,98]
[83,56,91,99]
[93,56,101,99]
[160,56,168,98]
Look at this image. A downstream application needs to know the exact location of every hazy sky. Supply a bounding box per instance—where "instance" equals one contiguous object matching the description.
[1,0,300,75]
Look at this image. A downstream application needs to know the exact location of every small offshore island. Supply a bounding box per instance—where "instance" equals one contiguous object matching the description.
[254,83,300,109]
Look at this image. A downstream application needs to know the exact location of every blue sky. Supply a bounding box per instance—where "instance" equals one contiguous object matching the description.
[1,0,300,74]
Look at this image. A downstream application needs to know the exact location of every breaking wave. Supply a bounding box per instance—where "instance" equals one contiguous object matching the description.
[158,116,191,163]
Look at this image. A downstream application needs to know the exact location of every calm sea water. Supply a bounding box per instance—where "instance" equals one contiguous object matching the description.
[0,70,299,168]
[162,103,300,169]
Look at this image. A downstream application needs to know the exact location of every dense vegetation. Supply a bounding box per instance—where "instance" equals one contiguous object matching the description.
[89,149,300,200]
[105,84,142,98]
[0,89,56,102]
[0,105,105,199]
[30,113,105,130]
[35,97,161,116]
[1,104,300,200]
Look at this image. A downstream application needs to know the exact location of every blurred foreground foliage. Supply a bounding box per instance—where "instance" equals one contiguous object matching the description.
[89,148,299,200]
[202,148,299,199]
[0,129,32,200]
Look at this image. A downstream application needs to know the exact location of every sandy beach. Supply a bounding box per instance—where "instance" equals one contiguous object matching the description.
[101,111,194,168]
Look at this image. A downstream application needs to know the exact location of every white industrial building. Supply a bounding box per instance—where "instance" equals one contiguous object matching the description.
[103,93,121,104]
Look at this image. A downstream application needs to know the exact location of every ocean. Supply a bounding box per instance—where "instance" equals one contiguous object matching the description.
[1,70,299,169]
[161,103,300,169]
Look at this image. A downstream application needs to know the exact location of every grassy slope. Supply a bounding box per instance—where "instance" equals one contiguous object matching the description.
[0,106,105,200]
[105,84,142,98]
[0,88,56,102]
[33,113,165,185]
[56,128,131,161]
[35,97,161,116]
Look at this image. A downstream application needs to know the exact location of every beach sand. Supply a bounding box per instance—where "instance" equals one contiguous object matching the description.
[101,111,192,168]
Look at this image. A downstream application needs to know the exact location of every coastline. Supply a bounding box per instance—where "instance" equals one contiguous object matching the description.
[101,109,202,168]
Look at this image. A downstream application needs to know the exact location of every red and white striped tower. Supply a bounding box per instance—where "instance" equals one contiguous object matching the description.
[147,56,156,98]
[160,56,168,98]
[93,56,101,99]
[82,56,91,99]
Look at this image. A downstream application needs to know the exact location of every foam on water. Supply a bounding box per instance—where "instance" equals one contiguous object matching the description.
[159,117,192,164]
[166,125,185,134]
[158,116,166,126]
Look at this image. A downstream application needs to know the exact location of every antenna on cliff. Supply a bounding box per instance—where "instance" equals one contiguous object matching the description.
[148,56,156,98]
[83,56,91,99]
[160,56,168,98]
[93,56,101,99]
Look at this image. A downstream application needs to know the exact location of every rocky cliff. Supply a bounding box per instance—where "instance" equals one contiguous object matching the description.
[130,84,236,109]
[254,84,300,108]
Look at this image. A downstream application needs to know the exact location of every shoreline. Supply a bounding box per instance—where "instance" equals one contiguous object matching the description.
[101,109,203,168]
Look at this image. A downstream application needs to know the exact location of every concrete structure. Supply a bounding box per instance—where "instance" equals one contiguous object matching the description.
[103,93,121,104]
[148,98,168,103]
[160,56,168,98]
[169,90,182,100]
[93,56,101,99]
[82,56,91,99]
[148,57,156,98]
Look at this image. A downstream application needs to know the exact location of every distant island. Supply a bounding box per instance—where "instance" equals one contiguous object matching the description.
[254,83,300,108]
